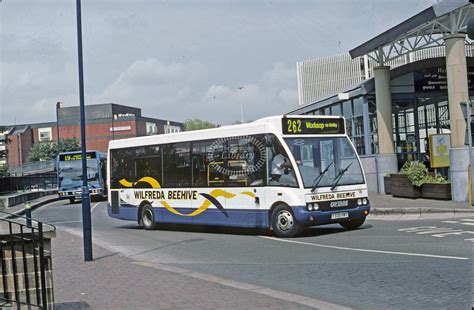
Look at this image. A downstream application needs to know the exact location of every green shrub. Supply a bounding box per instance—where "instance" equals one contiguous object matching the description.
[400,161,427,187]
[423,174,449,184]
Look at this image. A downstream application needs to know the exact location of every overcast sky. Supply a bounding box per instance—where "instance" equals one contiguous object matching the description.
[0,0,435,126]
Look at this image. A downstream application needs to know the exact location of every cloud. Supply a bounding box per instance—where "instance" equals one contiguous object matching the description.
[94,59,298,125]
[199,63,298,124]
[94,58,207,107]
[0,61,77,125]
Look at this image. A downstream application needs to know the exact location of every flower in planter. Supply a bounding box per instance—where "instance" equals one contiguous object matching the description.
[400,161,428,187]
[423,174,449,184]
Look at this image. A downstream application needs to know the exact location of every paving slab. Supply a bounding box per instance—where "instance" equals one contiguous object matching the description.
[52,231,317,310]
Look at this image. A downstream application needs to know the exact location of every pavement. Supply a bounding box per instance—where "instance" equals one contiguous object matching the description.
[368,192,473,216]
[1,191,473,309]
[0,192,62,219]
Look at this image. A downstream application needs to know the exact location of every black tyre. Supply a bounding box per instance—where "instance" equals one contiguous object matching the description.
[339,217,366,230]
[141,204,158,230]
[69,198,75,204]
[270,205,302,238]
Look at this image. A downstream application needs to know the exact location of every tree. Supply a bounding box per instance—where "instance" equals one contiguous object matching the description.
[27,138,81,162]
[183,119,216,131]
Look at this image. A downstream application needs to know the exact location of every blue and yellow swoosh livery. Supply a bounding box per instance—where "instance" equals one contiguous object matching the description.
[118,177,252,217]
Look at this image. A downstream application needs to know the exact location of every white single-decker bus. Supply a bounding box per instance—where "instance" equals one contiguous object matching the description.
[107,115,370,237]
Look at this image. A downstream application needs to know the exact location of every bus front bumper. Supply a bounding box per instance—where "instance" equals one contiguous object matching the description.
[292,205,370,227]
[59,188,104,200]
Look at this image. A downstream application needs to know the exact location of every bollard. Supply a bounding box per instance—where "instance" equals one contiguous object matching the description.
[25,201,32,227]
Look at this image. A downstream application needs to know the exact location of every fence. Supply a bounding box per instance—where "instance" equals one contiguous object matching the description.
[0,211,56,309]
[0,175,57,194]
[8,161,55,177]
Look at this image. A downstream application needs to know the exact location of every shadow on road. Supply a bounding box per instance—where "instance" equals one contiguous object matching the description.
[112,222,373,238]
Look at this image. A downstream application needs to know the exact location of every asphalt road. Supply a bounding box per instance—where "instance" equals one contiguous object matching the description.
[33,200,473,310]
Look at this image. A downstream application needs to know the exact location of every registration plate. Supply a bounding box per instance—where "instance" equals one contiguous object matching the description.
[331,212,349,220]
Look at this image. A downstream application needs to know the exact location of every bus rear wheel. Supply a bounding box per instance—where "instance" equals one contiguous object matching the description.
[339,217,365,230]
[270,205,302,238]
[141,205,158,230]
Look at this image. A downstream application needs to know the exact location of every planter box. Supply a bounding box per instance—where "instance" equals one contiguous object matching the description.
[383,176,392,194]
[390,173,421,199]
[422,183,452,200]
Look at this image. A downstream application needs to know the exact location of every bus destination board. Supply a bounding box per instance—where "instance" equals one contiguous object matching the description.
[59,152,96,161]
[282,117,345,135]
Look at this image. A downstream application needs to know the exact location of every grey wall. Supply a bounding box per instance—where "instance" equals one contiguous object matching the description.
[360,155,378,193]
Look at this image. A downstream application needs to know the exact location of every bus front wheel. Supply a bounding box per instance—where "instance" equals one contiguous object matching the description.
[69,198,75,204]
[339,217,365,230]
[270,205,302,238]
[141,205,158,230]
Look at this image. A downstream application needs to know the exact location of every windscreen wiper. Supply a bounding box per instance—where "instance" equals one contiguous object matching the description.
[330,162,353,190]
[311,160,334,192]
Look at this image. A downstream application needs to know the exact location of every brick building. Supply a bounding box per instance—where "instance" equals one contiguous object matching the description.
[5,103,182,167]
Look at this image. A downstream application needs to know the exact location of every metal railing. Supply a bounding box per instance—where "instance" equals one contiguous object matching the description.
[0,175,57,194]
[0,211,56,309]
[8,161,55,177]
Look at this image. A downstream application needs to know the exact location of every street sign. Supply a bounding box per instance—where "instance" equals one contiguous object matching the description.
[429,134,450,168]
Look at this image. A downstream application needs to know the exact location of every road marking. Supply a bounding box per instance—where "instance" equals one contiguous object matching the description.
[49,220,82,225]
[259,236,469,260]
[432,231,474,238]
[442,219,474,224]
[134,261,352,310]
[399,225,474,241]
[91,202,102,212]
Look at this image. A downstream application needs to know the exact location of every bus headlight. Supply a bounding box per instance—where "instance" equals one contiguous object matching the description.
[362,198,368,205]
[357,199,362,206]
[306,203,314,211]
[313,203,319,210]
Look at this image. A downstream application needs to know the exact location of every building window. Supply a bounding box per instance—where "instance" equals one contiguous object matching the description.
[350,97,366,155]
[164,125,181,134]
[146,122,157,135]
[38,128,52,141]
[331,103,342,116]
[368,97,378,154]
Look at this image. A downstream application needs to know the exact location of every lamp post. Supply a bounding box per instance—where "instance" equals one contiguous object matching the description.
[238,86,244,123]
[76,0,93,261]
[466,18,474,206]
[56,102,62,156]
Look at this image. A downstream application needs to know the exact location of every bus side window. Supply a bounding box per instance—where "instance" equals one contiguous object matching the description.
[267,136,297,188]
[111,148,135,188]
[208,162,225,186]
[163,143,191,188]
[135,145,162,188]
[226,135,266,187]
[192,140,214,187]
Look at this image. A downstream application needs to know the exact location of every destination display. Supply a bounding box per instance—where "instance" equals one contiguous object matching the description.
[59,152,96,161]
[282,117,345,135]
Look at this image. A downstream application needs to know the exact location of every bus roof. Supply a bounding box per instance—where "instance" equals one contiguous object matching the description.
[108,115,345,150]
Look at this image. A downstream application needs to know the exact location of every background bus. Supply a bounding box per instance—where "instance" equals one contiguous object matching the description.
[57,150,107,203]
[107,115,370,237]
